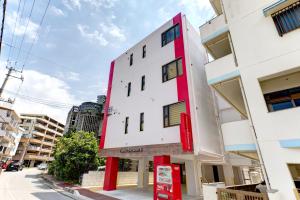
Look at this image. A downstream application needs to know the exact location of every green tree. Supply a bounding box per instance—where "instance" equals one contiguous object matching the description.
[49,131,104,182]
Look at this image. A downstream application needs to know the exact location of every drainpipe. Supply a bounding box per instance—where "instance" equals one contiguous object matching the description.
[238,78,271,191]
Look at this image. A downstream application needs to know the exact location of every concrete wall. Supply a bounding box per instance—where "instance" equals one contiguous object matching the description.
[81,171,154,187]
[221,0,300,199]
[184,17,222,155]
[105,18,180,148]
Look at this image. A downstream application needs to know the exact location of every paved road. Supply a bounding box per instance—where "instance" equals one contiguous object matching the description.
[0,168,72,200]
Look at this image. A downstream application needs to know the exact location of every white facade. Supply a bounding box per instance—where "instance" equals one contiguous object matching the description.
[202,0,300,199]
[101,13,221,158]
[99,13,257,198]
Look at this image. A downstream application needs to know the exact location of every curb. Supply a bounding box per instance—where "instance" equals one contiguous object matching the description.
[41,175,93,200]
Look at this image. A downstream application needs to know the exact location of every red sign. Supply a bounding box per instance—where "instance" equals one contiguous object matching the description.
[180,113,193,152]
[155,164,182,200]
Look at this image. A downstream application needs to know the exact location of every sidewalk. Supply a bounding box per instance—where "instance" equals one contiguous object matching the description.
[42,174,119,200]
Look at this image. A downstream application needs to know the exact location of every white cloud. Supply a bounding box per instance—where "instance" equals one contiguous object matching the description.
[158,7,173,22]
[100,22,126,42]
[45,43,56,49]
[57,71,80,81]
[77,22,126,46]
[178,0,215,26]
[63,0,81,10]
[63,0,118,10]
[77,24,108,46]
[178,0,211,10]
[50,6,66,16]
[5,12,39,42]
[0,67,78,123]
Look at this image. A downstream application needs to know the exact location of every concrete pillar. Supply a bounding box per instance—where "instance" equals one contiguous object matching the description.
[137,158,149,189]
[103,157,119,191]
[29,160,35,168]
[185,159,202,196]
[223,164,235,186]
[153,155,171,200]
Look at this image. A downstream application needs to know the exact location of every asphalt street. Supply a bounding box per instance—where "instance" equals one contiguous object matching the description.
[0,168,72,200]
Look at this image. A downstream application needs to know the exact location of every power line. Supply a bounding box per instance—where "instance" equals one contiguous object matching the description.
[15,0,36,64]
[22,0,51,71]
[3,41,69,70]
[4,89,74,109]
[7,0,22,61]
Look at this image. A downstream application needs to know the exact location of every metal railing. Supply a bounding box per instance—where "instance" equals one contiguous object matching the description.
[217,188,268,200]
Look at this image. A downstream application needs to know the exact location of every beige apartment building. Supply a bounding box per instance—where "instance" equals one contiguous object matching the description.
[14,114,64,167]
[0,106,22,161]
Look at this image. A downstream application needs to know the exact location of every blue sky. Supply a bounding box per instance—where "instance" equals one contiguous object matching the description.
[0,0,214,123]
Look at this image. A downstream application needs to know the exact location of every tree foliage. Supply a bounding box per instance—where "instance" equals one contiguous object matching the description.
[49,131,104,182]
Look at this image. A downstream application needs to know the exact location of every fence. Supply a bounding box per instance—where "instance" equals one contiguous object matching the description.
[217,188,268,200]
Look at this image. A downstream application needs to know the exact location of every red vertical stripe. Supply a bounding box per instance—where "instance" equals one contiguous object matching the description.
[103,157,119,191]
[99,61,115,149]
[173,13,194,152]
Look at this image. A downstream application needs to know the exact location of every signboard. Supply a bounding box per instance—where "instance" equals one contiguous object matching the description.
[157,166,172,184]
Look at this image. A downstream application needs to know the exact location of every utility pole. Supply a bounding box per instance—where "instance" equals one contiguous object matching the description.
[0,66,24,99]
[0,0,7,55]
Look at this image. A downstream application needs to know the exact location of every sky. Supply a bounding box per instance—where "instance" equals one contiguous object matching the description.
[0,0,214,123]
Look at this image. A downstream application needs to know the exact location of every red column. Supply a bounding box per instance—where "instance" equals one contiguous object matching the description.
[103,157,119,191]
[153,155,171,200]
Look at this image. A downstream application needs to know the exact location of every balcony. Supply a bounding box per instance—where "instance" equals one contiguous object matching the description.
[205,53,239,85]
[32,131,44,137]
[30,138,42,144]
[221,120,256,152]
[0,130,15,143]
[200,14,227,44]
[27,145,41,151]
[40,148,52,153]
[209,0,223,15]
[42,141,54,147]
[25,154,52,161]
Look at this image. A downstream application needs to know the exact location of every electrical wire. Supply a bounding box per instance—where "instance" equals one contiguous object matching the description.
[22,0,51,71]
[6,0,22,62]
[15,0,36,63]
[8,0,26,63]
[4,89,73,109]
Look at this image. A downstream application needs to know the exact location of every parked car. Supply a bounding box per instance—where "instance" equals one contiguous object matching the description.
[5,161,23,171]
[37,163,48,170]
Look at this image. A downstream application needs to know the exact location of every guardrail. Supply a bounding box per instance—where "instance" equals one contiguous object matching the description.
[217,188,268,200]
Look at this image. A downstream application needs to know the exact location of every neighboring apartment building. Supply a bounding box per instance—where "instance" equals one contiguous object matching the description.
[201,0,300,199]
[0,106,22,161]
[99,13,255,198]
[97,95,106,105]
[14,114,64,167]
[64,101,104,142]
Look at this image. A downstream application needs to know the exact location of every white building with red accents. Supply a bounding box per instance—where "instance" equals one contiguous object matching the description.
[99,13,243,198]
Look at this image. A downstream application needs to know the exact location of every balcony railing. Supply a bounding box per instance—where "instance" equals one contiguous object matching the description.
[200,13,227,44]
[217,188,268,200]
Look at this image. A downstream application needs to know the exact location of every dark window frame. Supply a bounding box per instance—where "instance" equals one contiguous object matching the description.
[140,112,144,131]
[161,24,180,47]
[271,1,300,36]
[127,82,131,97]
[125,117,129,134]
[141,75,145,91]
[130,53,133,66]
[162,58,183,82]
[264,86,300,112]
[163,101,185,128]
[142,45,146,58]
